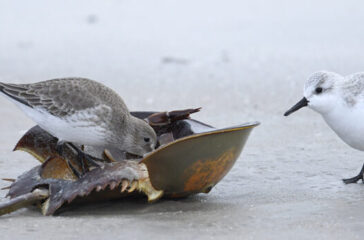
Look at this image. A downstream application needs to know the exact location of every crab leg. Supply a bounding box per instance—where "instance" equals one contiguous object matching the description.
[0,188,49,216]
[103,149,117,162]
[1,178,15,182]
[146,108,201,126]
[121,180,129,192]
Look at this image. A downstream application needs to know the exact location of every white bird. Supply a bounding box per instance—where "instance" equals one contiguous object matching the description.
[284,71,364,184]
[0,78,157,171]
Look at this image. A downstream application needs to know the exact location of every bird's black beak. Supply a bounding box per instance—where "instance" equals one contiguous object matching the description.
[284,97,308,116]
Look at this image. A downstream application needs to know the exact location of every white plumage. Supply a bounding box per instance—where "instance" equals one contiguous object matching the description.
[285,71,364,184]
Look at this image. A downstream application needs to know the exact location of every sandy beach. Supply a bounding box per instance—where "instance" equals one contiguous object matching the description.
[1,1,364,239]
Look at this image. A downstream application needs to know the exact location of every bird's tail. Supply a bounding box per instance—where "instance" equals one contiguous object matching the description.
[0,82,32,107]
[0,82,5,93]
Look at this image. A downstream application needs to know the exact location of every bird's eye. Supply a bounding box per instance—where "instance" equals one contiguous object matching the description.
[144,137,150,143]
[315,87,323,94]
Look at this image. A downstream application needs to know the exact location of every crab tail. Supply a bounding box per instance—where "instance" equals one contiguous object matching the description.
[0,188,49,216]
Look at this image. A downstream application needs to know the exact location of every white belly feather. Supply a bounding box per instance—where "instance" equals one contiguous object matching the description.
[13,100,108,146]
[323,104,364,151]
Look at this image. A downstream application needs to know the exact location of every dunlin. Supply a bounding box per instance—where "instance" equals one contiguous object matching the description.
[284,71,364,184]
[0,78,157,166]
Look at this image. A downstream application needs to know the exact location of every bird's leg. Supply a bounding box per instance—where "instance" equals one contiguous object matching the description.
[65,143,87,174]
[66,143,100,171]
[67,161,82,179]
[56,140,66,156]
[55,142,83,178]
[56,140,98,177]
[343,163,364,184]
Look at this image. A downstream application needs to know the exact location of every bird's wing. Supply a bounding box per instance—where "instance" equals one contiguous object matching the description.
[0,78,110,117]
[342,73,364,103]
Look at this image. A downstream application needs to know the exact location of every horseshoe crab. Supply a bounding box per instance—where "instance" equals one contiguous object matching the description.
[0,109,259,216]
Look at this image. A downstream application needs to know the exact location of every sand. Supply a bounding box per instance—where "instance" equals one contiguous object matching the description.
[1,0,364,239]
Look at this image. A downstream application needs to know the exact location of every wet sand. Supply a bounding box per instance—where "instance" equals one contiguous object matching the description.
[1,1,364,239]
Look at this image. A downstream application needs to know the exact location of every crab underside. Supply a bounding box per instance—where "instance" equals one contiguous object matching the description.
[0,108,258,216]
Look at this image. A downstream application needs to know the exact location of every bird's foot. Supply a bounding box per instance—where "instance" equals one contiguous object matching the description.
[343,175,363,184]
[343,163,364,184]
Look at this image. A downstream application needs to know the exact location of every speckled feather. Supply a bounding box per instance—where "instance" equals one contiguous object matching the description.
[0,78,129,117]
[304,71,364,107]
[340,73,364,106]
[0,78,157,156]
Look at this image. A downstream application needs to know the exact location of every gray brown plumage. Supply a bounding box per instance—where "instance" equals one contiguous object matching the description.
[0,78,157,157]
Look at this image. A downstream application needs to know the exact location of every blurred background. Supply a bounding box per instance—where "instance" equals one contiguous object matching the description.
[2,0,364,117]
[1,1,364,239]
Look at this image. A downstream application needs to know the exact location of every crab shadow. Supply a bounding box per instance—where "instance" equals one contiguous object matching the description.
[10,193,230,217]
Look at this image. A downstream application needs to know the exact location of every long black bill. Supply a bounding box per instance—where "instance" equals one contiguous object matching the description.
[284,97,308,116]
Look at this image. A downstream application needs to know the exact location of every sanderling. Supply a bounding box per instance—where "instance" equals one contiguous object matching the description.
[284,71,364,184]
[0,78,157,167]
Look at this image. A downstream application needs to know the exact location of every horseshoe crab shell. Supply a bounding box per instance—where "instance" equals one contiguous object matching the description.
[0,110,259,215]
[142,123,258,197]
